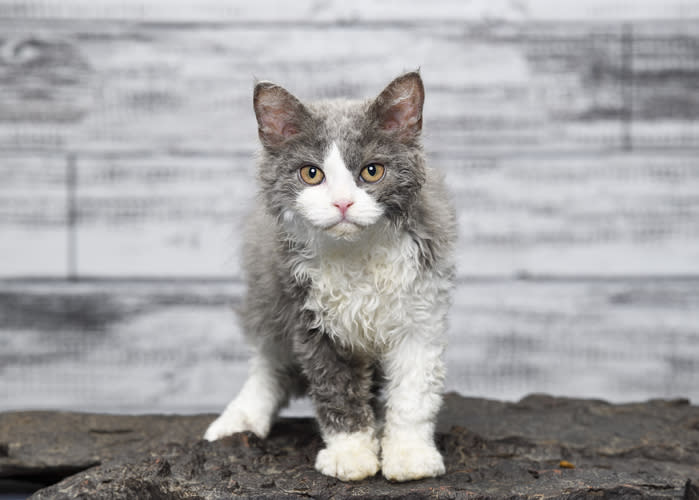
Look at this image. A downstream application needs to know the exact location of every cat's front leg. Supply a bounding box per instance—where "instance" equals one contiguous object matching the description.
[204,352,291,441]
[295,329,379,481]
[381,334,446,482]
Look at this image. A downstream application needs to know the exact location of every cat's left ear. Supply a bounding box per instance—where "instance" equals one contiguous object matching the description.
[370,71,425,141]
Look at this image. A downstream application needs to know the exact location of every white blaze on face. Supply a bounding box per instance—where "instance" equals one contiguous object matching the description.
[322,142,356,204]
[295,142,384,238]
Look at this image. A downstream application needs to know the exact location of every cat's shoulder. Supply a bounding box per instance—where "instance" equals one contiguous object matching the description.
[406,164,457,270]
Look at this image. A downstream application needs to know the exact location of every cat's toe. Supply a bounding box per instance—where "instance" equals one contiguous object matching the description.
[381,440,445,482]
[315,446,380,481]
[314,431,380,481]
[204,415,240,441]
[203,409,269,441]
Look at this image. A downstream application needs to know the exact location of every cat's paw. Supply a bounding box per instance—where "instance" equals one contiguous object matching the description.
[381,439,445,482]
[203,407,270,441]
[315,430,380,481]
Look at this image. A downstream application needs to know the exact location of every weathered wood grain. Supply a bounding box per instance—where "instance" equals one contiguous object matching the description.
[2,151,697,277]
[1,0,697,22]
[0,155,68,275]
[0,278,696,412]
[630,23,699,148]
[1,17,697,278]
[1,20,697,154]
[69,150,699,276]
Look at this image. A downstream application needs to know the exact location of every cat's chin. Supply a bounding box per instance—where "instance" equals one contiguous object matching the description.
[325,221,363,240]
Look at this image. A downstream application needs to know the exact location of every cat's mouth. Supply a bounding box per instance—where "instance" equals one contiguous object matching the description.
[325,220,363,239]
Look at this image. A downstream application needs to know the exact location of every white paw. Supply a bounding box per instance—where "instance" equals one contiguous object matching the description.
[381,439,445,482]
[204,406,270,441]
[315,430,380,481]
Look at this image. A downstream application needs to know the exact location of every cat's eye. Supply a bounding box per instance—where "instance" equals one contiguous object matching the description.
[299,165,325,185]
[359,163,385,183]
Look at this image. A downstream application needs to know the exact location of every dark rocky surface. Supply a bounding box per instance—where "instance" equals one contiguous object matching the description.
[1,393,697,499]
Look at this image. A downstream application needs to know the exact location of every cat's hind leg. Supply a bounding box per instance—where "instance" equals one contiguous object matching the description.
[204,344,301,441]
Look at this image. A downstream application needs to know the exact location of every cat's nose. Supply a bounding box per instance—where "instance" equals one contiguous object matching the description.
[333,200,354,217]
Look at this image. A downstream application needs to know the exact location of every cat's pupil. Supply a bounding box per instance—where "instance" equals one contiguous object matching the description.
[309,167,317,178]
[367,165,376,176]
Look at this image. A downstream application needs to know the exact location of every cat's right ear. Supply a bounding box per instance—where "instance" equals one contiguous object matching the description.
[253,82,310,148]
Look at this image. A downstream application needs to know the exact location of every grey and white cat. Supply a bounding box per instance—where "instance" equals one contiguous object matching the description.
[204,72,456,482]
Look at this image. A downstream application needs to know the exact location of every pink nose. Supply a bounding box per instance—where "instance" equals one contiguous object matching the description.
[333,200,354,217]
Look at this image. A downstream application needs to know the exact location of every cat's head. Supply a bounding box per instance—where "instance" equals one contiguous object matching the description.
[254,72,426,241]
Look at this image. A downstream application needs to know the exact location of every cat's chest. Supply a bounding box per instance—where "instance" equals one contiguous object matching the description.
[300,232,424,353]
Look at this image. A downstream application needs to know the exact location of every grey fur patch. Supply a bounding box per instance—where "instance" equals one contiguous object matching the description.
[294,328,376,434]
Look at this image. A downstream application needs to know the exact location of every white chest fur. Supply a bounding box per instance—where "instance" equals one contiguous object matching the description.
[300,228,440,354]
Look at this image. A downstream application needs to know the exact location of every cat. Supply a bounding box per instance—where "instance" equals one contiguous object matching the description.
[204,71,456,482]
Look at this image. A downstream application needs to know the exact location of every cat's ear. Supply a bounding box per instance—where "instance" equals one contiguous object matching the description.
[371,72,425,140]
[253,82,310,147]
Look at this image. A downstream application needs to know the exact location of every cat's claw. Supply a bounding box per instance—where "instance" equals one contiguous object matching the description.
[203,408,270,441]
[315,431,380,481]
[381,440,446,482]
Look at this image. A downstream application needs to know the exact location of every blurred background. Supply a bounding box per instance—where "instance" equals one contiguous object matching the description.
[1,0,698,414]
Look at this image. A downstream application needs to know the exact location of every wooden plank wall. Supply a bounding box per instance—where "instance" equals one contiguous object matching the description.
[1,2,698,279]
[2,279,698,411]
[1,1,699,409]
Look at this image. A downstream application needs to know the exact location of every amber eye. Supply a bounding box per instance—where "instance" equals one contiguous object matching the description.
[299,165,325,185]
[359,163,385,183]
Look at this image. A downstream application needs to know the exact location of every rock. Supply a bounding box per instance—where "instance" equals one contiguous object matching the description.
[0,393,697,499]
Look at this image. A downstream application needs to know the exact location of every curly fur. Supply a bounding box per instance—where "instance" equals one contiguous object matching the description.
[205,72,456,482]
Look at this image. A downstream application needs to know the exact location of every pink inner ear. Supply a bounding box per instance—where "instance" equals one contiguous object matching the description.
[382,118,400,131]
[381,95,421,131]
[259,106,297,139]
[281,123,299,137]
